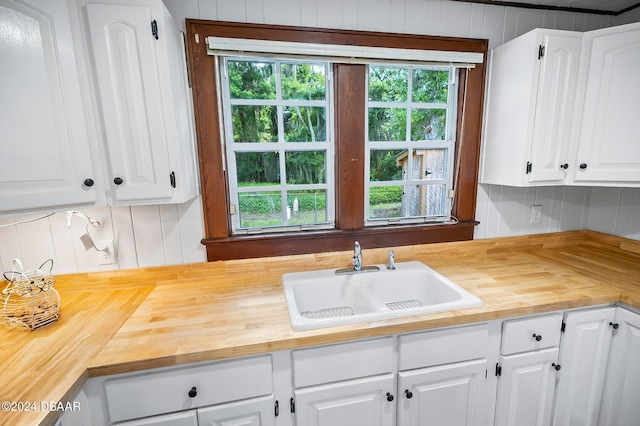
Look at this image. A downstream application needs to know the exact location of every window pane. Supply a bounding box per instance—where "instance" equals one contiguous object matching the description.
[287,190,327,225]
[232,105,278,142]
[282,63,326,100]
[228,61,276,100]
[415,149,446,180]
[411,108,446,141]
[238,191,283,228]
[368,67,407,102]
[369,184,446,220]
[412,69,449,103]
[368,107,406,141]
[236,152,280,185]
[369,150,404,182]
[284,106,326,142]
[285,151,326,184]
[369,186,403,219]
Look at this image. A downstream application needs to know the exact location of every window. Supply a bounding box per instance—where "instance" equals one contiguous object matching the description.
[366,65,456,224]
[187,21,487,261]
[221,59,333,233]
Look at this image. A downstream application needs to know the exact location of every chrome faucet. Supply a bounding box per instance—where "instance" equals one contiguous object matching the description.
[335,241,380,275]
[353,241,362,271]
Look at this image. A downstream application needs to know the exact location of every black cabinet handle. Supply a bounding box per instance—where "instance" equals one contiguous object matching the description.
[188,387,197,398]
[533,333,542,342]
[405,389,413,399]
[560,163,569,170]
[552,363,561,371]
[579,163,588,170]
[386,392,394,402]
[610,322,620,330]
[114,177,124,185]
[83,178,95,187]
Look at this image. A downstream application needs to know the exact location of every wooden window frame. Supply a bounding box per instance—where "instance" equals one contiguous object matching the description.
[186,20,487,261]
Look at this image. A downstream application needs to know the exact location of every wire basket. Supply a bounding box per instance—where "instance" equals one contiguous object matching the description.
[1,259,60,330]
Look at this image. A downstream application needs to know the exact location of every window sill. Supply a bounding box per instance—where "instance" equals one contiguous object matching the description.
[202,221,478,261]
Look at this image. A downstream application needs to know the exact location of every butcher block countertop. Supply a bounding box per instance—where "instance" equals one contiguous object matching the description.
[2,230,640,426]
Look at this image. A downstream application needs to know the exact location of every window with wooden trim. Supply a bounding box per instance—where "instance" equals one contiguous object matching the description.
[186,20,488,261]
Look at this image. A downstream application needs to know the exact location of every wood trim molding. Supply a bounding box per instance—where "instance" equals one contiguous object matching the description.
[185,20,488,261]
[204,221,479,261]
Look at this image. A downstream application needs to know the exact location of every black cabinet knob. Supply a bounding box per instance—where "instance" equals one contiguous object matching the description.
[560,163,569,170]
[114,177,124,185]
[405,389,413,399]
[83,178,95,187]
[552,363,561,371]
[386,392,394,402]
[610,322,620,330]
[188,387,197,398]
[533,333,542,342]
[579,163,588,170]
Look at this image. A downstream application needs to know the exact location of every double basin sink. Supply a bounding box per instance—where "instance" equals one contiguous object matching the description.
[283,261,483,331]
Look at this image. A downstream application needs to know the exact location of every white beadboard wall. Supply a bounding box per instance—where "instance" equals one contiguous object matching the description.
[1,0,639,275]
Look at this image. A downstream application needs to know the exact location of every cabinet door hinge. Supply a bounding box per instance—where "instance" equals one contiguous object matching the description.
[561,322,566,332]
[274,400,279,417]
[526,161,532,174]
[151,20,159,40]
[290,397,296,413]
[495,363,502,377]
[170,171,176,188]
[538,44,545,59]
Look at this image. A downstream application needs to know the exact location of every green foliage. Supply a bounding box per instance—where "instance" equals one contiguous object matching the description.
[370,150,403,182]
[285,151,325,184]
[370,186,402,205]
[239,192,282,214]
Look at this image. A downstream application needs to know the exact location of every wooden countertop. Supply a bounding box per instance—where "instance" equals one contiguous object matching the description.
[2,230,640,426]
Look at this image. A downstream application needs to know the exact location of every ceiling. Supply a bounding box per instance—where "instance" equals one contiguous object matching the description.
[451,0,640,15]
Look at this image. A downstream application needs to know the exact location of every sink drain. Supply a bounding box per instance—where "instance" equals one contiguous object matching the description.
[301,306,354,319]
[386,300,423,310]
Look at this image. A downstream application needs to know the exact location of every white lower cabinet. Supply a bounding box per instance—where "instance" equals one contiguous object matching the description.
[598,306,640,426]
[552,307,615,426]
[197,395,275,426]
[495,348,559,426]
[495,313,563,426]
[397,359,487,426]
[294,374,394,426]
[83,305,640,426]
[115,410,198,425]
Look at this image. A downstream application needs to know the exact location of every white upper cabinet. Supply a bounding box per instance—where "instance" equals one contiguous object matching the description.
[83,0,199,204]
[481,29,582,187]
[569,22,640,186]
[0,0,97,213]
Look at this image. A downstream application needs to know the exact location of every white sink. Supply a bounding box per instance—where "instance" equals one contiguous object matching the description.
[282,261,482,331]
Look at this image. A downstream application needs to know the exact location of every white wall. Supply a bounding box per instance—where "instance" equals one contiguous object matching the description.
[1,0,638,275]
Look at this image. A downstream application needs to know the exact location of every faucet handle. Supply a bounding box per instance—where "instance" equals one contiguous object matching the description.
[387,250,396,270]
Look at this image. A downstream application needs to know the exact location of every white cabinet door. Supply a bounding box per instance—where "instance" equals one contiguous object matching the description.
[481,29,581,187]
[197,395,275,426]
[86,2,173,202]
[495,348,559,426]
[0,0,96,212]
[528,34,581,183]
[294,374,394,426]
[598,307,640,426]
[572,22,640,185]
[117,410,198,426]
[552,307,615,426]
[397,359,487,426]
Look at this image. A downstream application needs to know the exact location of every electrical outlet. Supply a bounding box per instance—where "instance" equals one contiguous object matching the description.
[96,240,116,265]
[530,205,542,224]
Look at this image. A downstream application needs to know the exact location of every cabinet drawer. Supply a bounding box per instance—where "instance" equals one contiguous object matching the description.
[501,313,563,355]
[292,337,394,388]
[104,355,272,423]
[399,323,489,371]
